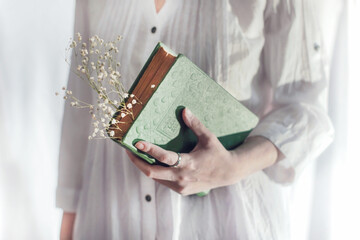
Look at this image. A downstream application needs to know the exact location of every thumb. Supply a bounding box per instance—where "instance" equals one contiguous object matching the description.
[182,108,213,144]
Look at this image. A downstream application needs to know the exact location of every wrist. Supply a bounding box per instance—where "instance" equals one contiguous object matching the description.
[230,136,278,181]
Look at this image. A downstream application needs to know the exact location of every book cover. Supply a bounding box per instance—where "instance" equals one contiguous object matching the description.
[108,43,259,165]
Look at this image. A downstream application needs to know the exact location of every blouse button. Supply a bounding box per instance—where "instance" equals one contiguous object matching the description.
[314,43,320,51]
[145,194,152,202]
[151,27,157,34]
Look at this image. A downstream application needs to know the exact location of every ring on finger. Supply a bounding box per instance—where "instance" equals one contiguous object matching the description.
[168,153,181,167]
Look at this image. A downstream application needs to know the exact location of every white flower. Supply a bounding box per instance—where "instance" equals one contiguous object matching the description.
[77,32,82,41]
[80,49,88,57]
[70,40,77,48]
[88,136,92,140]
[151,84,156,88]
[64,34,133,138]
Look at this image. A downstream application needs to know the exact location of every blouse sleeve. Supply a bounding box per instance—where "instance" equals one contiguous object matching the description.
[249,0,334,184]
[56,0,92,212]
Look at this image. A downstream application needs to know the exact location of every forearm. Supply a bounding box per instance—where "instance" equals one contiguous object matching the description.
[230,136,280,181]
[60,212,76,240]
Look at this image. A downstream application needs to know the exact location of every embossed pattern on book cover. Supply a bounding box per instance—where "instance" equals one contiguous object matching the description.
[122,55,258,163]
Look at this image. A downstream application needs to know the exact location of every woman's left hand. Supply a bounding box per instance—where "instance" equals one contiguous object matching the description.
[126,108,278,195]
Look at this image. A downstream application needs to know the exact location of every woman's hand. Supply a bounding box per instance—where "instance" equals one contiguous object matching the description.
[126,108,279,195]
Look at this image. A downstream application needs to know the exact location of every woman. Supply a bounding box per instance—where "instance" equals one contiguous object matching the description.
[57,0,334,239]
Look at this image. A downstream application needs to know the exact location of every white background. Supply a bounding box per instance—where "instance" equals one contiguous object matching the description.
[0,1,359,239]
[0,1,74,239]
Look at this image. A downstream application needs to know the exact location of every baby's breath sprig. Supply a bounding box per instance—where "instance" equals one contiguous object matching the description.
[58,33,142,140]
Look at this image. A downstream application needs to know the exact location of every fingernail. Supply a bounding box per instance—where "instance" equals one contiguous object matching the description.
[136,142,144,150]
[185,108,193,119]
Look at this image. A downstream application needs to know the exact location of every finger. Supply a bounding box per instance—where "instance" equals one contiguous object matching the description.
[155,179,198,196]
[182,108,213,143]
[135,141,179,166]
[154,179,181,193]
[126,150,178,181]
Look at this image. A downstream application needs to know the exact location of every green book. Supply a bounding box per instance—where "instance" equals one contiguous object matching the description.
[108,43,259,195]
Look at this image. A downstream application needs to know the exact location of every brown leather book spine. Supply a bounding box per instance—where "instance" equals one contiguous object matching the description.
[109,47,176,140]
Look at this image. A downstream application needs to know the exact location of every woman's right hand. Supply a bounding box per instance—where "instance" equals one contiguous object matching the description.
[60,212,76,240]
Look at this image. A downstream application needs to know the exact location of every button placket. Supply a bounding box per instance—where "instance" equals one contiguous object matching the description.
[140,174,156,240]
[147,16,160,45]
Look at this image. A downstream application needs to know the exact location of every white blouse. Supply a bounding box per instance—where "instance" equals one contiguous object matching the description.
[56,0,334,239]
